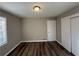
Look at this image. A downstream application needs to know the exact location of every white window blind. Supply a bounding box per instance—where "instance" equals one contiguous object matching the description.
[0,17,7,46]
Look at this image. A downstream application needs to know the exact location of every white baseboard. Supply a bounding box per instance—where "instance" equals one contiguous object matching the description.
[56,40,62,46]
[21,40,56,42]
[21,40,47,42]
[4,41,22,56]
[56,40,68,51]
[56,40,72,53]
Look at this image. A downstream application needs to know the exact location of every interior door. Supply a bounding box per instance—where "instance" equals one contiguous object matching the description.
[71,16,79,55]
[61,17,71,52]
[47,20,56,41]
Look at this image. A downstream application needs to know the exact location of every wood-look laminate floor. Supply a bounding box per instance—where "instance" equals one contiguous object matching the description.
[8,41,74,56]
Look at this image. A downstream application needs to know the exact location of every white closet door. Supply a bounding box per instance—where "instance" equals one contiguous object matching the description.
[61,17,71,52]
[71,16,79,55]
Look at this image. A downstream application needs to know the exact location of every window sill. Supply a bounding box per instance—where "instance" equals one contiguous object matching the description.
[0,41,7,47]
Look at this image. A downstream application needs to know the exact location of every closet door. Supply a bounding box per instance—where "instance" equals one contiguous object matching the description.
[71,16,79,55]
[61,17,71,52]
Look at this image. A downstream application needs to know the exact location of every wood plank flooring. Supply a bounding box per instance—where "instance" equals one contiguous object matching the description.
[8,41,74,56]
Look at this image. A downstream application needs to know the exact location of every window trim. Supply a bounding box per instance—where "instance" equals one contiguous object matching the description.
[0,17,7,47]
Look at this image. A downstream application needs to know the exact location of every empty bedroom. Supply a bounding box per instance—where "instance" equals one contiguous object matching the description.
[0,2,79,56]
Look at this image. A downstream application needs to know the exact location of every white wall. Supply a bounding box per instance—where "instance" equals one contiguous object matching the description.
[22,18,47,41]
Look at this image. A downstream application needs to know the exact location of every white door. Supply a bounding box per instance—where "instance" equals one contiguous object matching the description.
[71,16,79,55]
[61,17,71,52]
[47,20,56,41]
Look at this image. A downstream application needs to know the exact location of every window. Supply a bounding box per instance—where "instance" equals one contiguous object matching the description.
[0,17,7,46]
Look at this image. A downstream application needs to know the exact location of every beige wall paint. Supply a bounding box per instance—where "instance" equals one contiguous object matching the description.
[0,10,22,56]
[56,17,61,43]
[22,18,47,41]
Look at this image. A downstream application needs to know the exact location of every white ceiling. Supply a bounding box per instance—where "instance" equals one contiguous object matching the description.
[0,2,79,18]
